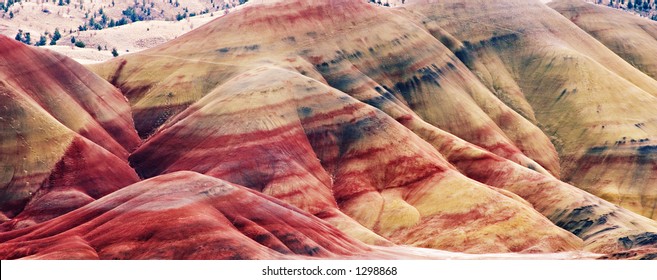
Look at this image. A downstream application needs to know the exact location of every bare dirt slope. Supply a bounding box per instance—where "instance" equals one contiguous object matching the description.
[550,0,657,80]
[404,0,657,220]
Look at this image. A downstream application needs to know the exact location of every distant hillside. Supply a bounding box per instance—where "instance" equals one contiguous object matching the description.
[0,0,249,62]
[0,0,248,48]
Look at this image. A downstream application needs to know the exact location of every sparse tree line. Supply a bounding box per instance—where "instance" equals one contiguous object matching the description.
[0,0,18,18]
[14,27,60,46]
[14,27,94,51]
[1,1,249,23]
[14,26,120,57]
[1,0,253,43]
[595,0,657,21]
[3,0,251,58]
[368,0,393,7]
[0,0,18,12]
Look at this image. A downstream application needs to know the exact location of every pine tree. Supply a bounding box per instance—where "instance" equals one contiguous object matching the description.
[23,33,31,45]
[36,35,47,46]
[53,28,62,42]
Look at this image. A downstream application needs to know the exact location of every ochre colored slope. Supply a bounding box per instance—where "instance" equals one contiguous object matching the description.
[0,36,140,229]
[0,172,377,260]
[550,0,657,81]
[405,0,657,219]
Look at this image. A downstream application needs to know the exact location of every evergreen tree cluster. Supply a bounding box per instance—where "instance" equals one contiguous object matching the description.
[1,0,19,13]
[15,27,63,47]
[5,0,255,48]
[14,29,31,45]
[601,0,657,21]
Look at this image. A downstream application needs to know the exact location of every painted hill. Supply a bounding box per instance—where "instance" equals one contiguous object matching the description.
[0,172,602,260]
[2,0,657,259]
[405,0,657,220]
[0,172,377,260]
[0,36,140,230]
[550,0,657,80]
[127,65,585,253]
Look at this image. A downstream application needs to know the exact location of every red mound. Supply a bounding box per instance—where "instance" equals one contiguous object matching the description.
[0,171,375,260]
[0,136,140,230]
[0,36,140,228]
[0,37,140,156]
